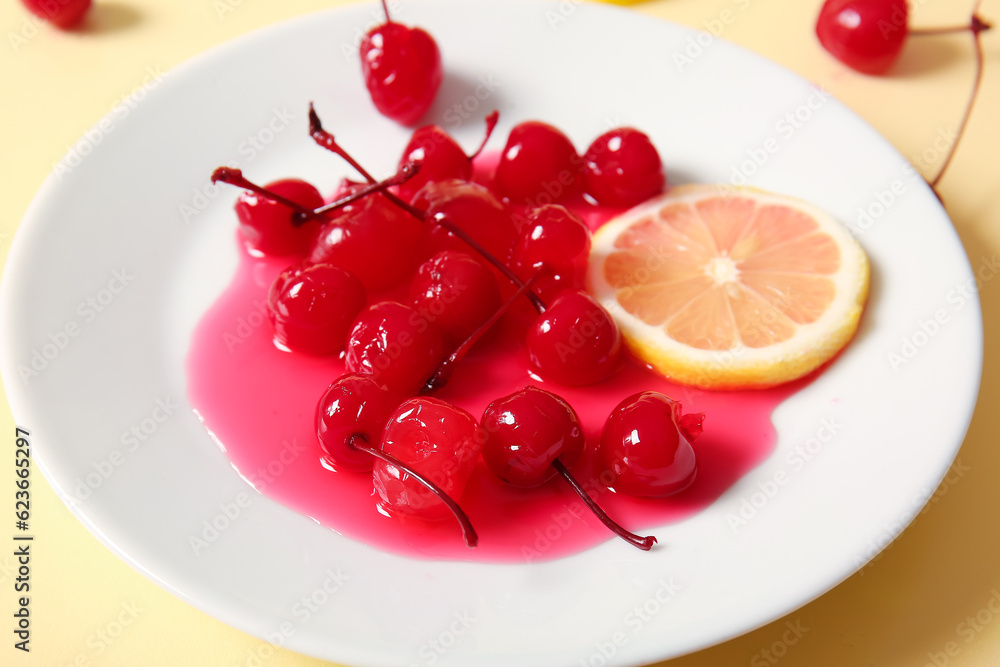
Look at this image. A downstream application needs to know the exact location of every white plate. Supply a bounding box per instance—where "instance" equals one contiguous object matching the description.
[0,1,982,665]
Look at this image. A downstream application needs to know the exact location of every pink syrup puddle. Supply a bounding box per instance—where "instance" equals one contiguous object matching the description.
[186,157,812,563]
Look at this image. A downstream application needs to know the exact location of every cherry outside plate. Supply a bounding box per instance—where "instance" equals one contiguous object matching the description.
[0,1,982,665]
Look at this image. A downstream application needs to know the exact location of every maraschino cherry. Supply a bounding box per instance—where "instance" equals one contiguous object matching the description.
[495,121,582,204]
[815,0,909,74]
[413,179,518,268]
[481,386,584,487]
[582,128,665,208]
[374,397,482,545]
[345,301,445,395]
[22,0,91,28]
[511,205,592,303]
[308,191,422,292]
[409,250,501,348]
[268,263,366,355]
[316,373,401,472]
[600,392,704,497]
[211,168,324,257]
[360,0,443,125]
[397,111,499,202]
[525,291,622,386]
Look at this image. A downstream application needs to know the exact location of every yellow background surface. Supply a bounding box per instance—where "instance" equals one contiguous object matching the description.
[1,0,998,665]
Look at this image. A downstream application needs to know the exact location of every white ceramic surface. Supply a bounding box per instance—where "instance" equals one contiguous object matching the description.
[0,2,982,666]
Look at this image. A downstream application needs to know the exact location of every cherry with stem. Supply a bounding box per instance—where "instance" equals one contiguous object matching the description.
[397,111,500,201]
[362,0,442,125]
[307,103,547,313]
[347,433,478,548]
[211,167,319,224]
[911,1,992,196]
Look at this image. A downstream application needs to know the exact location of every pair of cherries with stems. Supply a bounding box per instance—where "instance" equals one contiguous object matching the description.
[211,105,686,550]
[816,0,992,199]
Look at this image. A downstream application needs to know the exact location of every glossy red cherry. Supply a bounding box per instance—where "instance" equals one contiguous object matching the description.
[267,263,366,355]
[396,112,499,202]
[233,179,324,257]
[345,301,445,395]
[397,126,471,202]
[308,192,422,292]
[512,205,592,303]
[583,128,665,207]
[315,374,400,472]
[815,0,908,74]
[495,121,582,205]
[22,0,91,28]
[409,251,501,348]
[526,291,622,386]
[413,179,518,267]
[480,386,584,487]
[600,392,704,497]
[360,2,443,125]
[374,397,483,522]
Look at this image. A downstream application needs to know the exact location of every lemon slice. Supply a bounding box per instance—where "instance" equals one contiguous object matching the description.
[588,185,870,389]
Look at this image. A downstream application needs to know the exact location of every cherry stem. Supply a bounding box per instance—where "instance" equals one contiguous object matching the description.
[912,4,991,196]
[307,103,546,313]
[423,270,542,394]
[310,162,421,218]
[551,459,656,551]
[308,103,380,184]
[468,110,500,161]
[910,25,976,36]
[381,0,391,23]
[211,167,318,224]
[348,434,478,548]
